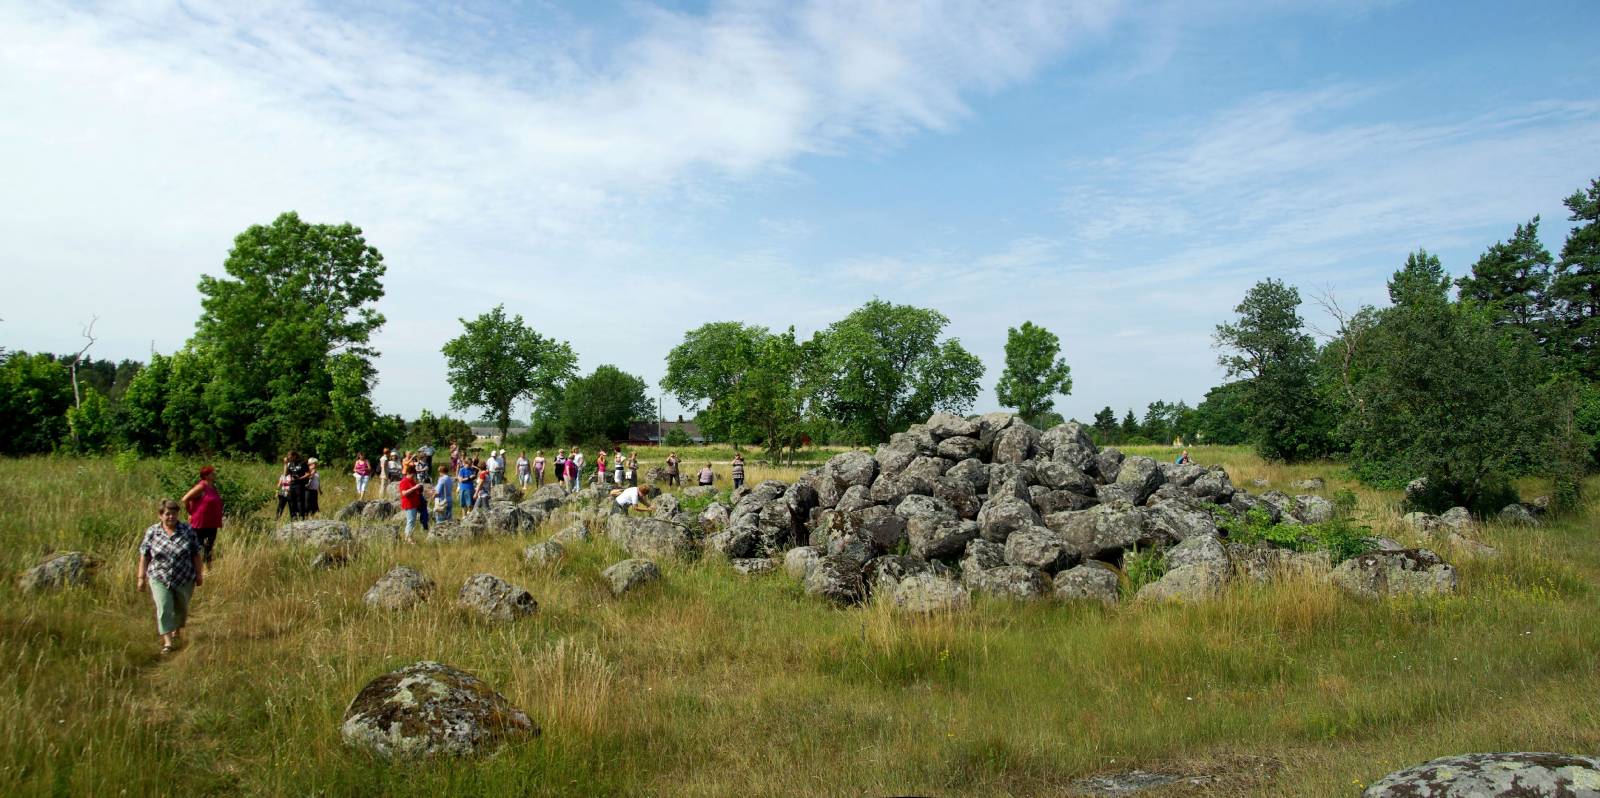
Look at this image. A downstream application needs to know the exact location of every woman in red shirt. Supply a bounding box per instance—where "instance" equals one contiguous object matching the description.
[180,466,225,565]
[397,466,425,544]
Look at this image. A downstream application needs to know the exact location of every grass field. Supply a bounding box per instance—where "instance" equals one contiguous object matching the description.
[2,447,1597,796]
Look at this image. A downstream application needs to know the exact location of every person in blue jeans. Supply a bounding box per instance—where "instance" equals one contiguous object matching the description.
[457,459,478,511]
[434,468,455,521]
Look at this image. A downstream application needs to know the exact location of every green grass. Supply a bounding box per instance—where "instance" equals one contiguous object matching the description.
[1,452,1598,796]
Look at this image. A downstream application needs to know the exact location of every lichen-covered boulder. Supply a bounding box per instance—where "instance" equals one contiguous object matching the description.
[1047,501,1152,561]
[1144,499,1220,543]
[364,566,435,610]
[976,494,1042,543]
[935,435,981,461]
[991,423,1040,464]
[963,564,1051,600]
[803,554,866,605]
[697,501,730,533]
[1445,532,1499,559]
[606,516,694,559]
[522,484,569,513]
[340,661,536,759]
[1295,495,1335,524]
[926,411,978,440]
[1332,549,1458,599]
[602,558,661,596]
[426,520,480,545]
[1290,477,1326,491]
[1165,533,1230,572]
[1003,526,1070,572]
[1093,448,1125,483]
[1363,752,1600,797]
[1110,456,1165,505]
[549,521,591,545]
[275,520,354,547]
[490,484,523,503]
[521,540,565,566]
[18,551,98,592]
[892,573,971,613]
[360,500,399,521]
[1035,461,1097,495]
[1499,503,1539,526]
[862,554,936,595]
[1190,468,1235,502]
[873,439,919,480]
[1136,534,1231,603]
[335,501,366,521]
[1228,544,1331,584]
[783,546,824,580]
[456,573,537,620]
[730,558,775,576]
[1053,563,1120,605]
[1439,506,1477,533]
[943,458,990,494]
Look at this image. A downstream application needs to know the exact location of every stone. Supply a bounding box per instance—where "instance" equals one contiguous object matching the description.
[1190,469,1236,502]
[456,573,538,620]
[862,554,937,594]
[1251,477,1271,488]
[935,435,981,461]
[698,502,730,532]
[1446,532,1499,559]
[834,485,873,514]
[18,551,98,591]
[549,522,591,545]
[1093,448,1125,483]
[1033,489,1098,514]
[361,500,399,521]
[730,558,776,576]
[926,411,979,440]
[974,411,1017,453]
[902,424,938,455]
[490,484,523,503]
[1294,494,1335,524]
[1053,563,1120,605]
[1228,544,1331,584]
[901,455,951,482]
[1290,477,1325,491]
[1165,533,1230,572]
[1228,491,1282,524]
[873,439,919,480]
[892,573,971,613]
[958,537,1004,571]
[650,493,683,522]
[364,566,435,610]
[931,475,982,520]
[907,515,976,562]
[521,540,566,566]
[783,546,824,580]
[976,494,1042,543]
[310,548,353,570]
[1035,461,1097,495]
[1135,562,1229,603]
[1499,504,1539,526]
[1038,422,1094,460]
[275,520,354,547]
[680,485,718,500]
[826,450,880,492]
[803,554,867,605]
[601,559,661,596]
[1438,506,1478,531]
[340,661,536,759]
[992,423,1040,464]
[1258,491,1303,525]
[963,564,1051,600]
[1402,511,1444,534]
[706,523,760,560]
[943,458,991,493]
[335,501,366,521]
[1363,752,1600,797]
[1112,456,1166,505]
[1004,526,1070,572]
[1144,499,1220,543]
[1046,501,1152,561]
[426,520,481,545]
[1332,549,1458,599]
[606,516,694,559]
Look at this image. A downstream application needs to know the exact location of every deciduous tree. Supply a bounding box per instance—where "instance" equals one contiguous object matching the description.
[1214,278,1335,462]
[994,321,1072,426]
[561,365,651,444]
[441,305,577,442]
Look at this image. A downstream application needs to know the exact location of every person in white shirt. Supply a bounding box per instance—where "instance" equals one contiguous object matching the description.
[610,485,654,515]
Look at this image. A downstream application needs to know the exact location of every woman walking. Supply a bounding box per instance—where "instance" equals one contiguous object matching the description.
[571,450,585,490]
[180,466,224,564]
[353,452,371,499]
[533,451,546,488]
[137,499,204,655]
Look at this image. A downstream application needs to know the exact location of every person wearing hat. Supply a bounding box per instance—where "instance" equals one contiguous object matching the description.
[180,465,224,564]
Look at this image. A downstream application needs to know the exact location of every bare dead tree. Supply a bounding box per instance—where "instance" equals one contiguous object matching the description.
[70,316,99,409]
[1308,287,1368,430]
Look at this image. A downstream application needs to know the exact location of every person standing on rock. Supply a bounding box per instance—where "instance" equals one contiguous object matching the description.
[433,466,455,522]
[731,453,745,490]
[137,499,204,655]
[180,466,224,565]
[397,465,425,544]
[284,451,310,520]
[353,452,372,499]
[665,451,680,487]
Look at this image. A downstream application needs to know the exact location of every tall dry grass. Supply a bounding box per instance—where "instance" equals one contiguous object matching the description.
[0,453,1597,796]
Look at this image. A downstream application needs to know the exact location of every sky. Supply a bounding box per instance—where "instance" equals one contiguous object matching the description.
[3,0,1599,425]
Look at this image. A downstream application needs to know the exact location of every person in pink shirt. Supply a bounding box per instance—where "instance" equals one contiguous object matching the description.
[180,465,225,565]
[352,452,372,499]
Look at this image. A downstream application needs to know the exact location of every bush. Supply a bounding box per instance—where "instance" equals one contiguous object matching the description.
[155,459,275,520]
[664,427,691,447]
[1214,505,1376,564]
[1120,545,1167,598]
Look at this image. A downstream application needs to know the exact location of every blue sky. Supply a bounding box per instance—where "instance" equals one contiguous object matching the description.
[3,0,1598,426]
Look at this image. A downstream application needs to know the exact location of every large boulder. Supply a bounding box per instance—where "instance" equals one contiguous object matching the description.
[456,573,538,620]
[932,475,982,520]
[943,458,991,493]
[991,423,1040,464]
[1109,456,1165,505]
[1035,461,1096,495]
[606,516,694,560]
[1003,526,1070,572]
[1135,534,1231,603]
[936,436,981,461]
[1499,504,1540,526]
[549,521,591,545]
[1295,495,1335,524]
[963,564,1050,600]
[1363,752,1600,797]
[1159,462,1208,488]
[926,411,978,440]
[1144,499,1220,543]
[1438,506,1477,533]
[426,520,481,545]
[873,439,919,480]
[961,538,1006,573]
[521,540,566,567]
[340,661,536,759]
[1033,489,1098,514]
[361,500,399,522]
[1046,502,1152,560]
[862,554,937,595]
[364,566,436,610]
[698,502,730,532]
[1039,422,1095,463]
[1053,563,1120,605]
[783,546,824,580]
[827,450,880,492]
[1190,469,1236,502]
[1332,549,1458,599]
[521,484,568,513]
[974,412,1016,453]
[976,494,1042,543]
[1228,544,1331,584]
[892,573,971,613]
[602,559,662,596]
[490,484,523,503]
[1093,448,1125,483]
[833,485,873,514]
[18,551,98,592]
[901,455,951,482]
[275,520,354,547]
[803,554,867,605]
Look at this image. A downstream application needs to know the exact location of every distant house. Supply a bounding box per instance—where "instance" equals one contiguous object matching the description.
[627,419,705,445]
[470,425,528,448]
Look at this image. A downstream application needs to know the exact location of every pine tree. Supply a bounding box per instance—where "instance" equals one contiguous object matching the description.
[1456,217,1554,342]
[1552,177,1600,378]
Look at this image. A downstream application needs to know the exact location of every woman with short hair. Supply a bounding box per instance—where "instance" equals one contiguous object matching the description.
[137,499,204,655]
[180,466,224,564]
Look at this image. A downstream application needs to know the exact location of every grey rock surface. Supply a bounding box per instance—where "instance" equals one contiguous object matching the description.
[1363,752,1600,797]
[340,661,536,759]
[457,573,538,620]
[602,558,662,596]
[364,566,435,610]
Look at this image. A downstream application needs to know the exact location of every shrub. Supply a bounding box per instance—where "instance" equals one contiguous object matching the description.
[1120,545,1167,598]
[155,459,275,520]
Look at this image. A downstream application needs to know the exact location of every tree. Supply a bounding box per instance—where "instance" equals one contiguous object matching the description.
[810,300,983,443]
[405,410,475,451]
[1119,408,1139,441]
[661,323,812,459]
[0,352,72,455]
[1091,406,1119,444]
[560,365,652,444]
[1551,176,1600,378]
[994,321,1072,425]
[65,386,116,454]
[1456,217,1555,340]
[1389,249,1451,308]
[1214,278,1335,462]
[1194,381,1251,445]
[441,304,577,441]
[1142,400,1174,444]
[192,211,388,457]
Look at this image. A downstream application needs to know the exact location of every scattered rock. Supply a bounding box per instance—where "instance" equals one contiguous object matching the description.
[963,564,1050,600]
[18,551,98,591]
[730,558,775,576]
[521,540,565,566]
[310,548,353,570]
[426,520,480,545]
[891,573,971,613]
[456,573,537,620]
[549,521,591,545]
[1250,477,1271,488]
[1438,506,1476,532]
[275,520,354,547]
[1363,752,1600,797]
[602,559,661,596]
[961,538,1007,573]
[340,661,536,759]
[364,566,435,610]
[1332,549,1457,599]
[1290,477,1325,491]
[490,484,523,503]
[1004,526,1071,572]
[803,554,867,605]
[783,546,823,580]
[1446,532,1499,559]
[1499,503,1539,526]
[1294,494,1335,524]
[1053,563,1120,605]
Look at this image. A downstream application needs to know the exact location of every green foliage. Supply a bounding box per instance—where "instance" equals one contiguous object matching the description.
[191,211,389,458]
[664,427,692,447]
[1388,248,1452,307]
[994,321,1072,424]
[1347,260,1548,513]
[1550,176,1600,379]
[1091,406,1119,444]
[1537,377,1588,514]
[404,410,474,452]
[810,300,983,444]
[1457,217,1555,340]
[561,365,652,444]
[1194,381,1251,445]
[1213,279,1336,462]
[0,352,73,455]
[1119,408,1139,441]
[65,387,117,454]
[154,459,275,519]
[1214,506,1377,565]
[1120,546,1167,598]
[663,323,819,459]
[441,304,577,441]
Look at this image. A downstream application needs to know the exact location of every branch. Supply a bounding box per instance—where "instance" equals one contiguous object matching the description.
[70,316,99,410]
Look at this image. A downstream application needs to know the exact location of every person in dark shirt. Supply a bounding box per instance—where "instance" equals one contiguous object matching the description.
[283,451,310,520]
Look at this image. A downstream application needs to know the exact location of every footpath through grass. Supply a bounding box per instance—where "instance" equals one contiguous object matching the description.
[1,451,1597,796]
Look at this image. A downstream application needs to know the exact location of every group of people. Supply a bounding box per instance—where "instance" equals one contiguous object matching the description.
[274,451,322,520]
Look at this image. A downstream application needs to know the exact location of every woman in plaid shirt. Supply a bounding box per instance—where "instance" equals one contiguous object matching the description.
[137,499,204,654]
